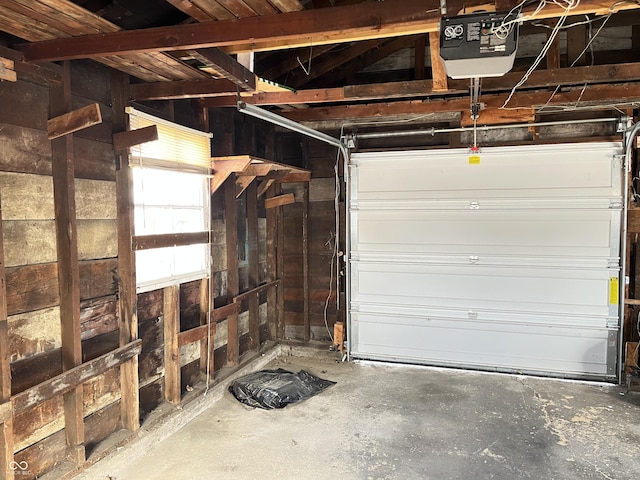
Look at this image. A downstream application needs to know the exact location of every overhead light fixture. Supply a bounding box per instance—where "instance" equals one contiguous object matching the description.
[237,101,345,151]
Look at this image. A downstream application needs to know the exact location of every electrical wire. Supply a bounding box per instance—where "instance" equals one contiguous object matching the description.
[538,12,613,112]
[502,0,579,109]
[322,146,344,343]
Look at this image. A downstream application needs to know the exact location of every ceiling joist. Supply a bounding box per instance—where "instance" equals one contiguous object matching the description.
[279,82,640,125]
[197,62,640,107]
[19,0,640,62]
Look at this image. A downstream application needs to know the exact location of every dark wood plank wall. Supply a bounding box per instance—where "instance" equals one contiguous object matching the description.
[0,57,123,479]
[279,136,341,340]
[0,49,278,479]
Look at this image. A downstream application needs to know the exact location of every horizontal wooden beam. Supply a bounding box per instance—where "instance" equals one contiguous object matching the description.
[17,0,640,61]
[282,82,640,124]
[265,193,295,209]
[212,302,241,322]
[233,280,280,302]
[132,231,209,251]
[204,62,640,107]
[178,323,211,348]
[280,171,312,182]
[17,0,440,60]
[47,102,102,140]
[12,340,141,415]
[112,125,159,151]
[130,79,239,101]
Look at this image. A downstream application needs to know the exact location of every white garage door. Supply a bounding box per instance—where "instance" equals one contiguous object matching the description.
[348,142,623,380]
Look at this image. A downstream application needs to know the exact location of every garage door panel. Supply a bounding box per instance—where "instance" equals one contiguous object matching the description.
[352,313,609,377]
[355,143,618,200]
[352,302,614,329]
[349,142,623,380]
[356,217,614,253]
[353,264,614,315]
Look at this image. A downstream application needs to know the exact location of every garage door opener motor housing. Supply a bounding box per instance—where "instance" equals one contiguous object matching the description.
[439,11,519,79]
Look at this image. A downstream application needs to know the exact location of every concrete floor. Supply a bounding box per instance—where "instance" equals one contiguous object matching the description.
[77,350,640,480]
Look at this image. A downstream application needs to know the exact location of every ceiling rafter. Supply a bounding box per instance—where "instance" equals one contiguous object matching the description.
[313,34,421,87]
[0,0,207,81]
[286,38,386,88]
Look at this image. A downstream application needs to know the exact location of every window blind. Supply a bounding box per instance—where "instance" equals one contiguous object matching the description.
[126,106,213,173]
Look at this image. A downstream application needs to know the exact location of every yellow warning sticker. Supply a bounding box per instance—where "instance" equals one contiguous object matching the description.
[609,277,619,304]
[468,155,481,165]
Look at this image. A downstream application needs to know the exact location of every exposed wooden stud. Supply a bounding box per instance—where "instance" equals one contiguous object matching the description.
[112,125,158,151]
[0,56,17,82]
[132,231,210,251]
[567,23,587,66]
[265,193,296,209]
[266,185,278,340]
[414,35,426,81]
[11,340,142,415]
[302,182,310,342]
[164,284,181,404]
[276,184,285,340]
[199,278,212,375]
[50,60,85,464]
[111,70,140,432]
[225,175,240,365]
[546,22,561,70]
[247,180,260,350]
[47,102,102,140]
[429,31,448,92]
[0,188,14,478]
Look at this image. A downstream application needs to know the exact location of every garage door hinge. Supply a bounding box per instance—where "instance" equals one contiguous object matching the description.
[609,200,622,209]
[607,320,619,329]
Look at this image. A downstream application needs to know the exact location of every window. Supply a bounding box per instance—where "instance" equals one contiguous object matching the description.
[127,107,212,293]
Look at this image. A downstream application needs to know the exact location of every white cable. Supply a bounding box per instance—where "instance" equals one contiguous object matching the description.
[538,12,612,111]
[322,147,342,343]
[502,0,578,109]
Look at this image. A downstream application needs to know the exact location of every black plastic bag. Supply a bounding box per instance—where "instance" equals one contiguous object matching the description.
[228,369,336,409]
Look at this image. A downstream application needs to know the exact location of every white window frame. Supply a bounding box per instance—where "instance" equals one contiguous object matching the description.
[127,107,213,293]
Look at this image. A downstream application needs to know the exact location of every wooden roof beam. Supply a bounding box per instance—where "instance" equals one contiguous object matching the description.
[287,39,386,89]
[203,62,640,107]
[17,0,640,61]
[279,82,640,124]
[15,0,447,61]
[130,78,239,101]
[308,35,421,86]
